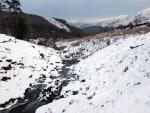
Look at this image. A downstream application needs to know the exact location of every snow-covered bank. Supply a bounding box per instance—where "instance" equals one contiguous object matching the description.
[36,33,150,113]
[1,32,150,113]
[0,34,63,110]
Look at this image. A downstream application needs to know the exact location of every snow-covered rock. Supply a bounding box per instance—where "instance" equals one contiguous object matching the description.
[36,32,150,113]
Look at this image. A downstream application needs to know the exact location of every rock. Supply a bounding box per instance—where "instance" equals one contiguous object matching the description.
[11,61,17,64]
[2,64,12,70]
[62,109,66,113]
[101,105,104,107]
[124,66,128,72]
[17,63,24,66]
[1,77,11,81]
[81,79,86,82]
[55,62,60,64]
[55,80,60,85]
[40,53,44,59]
[50,63,53,65]
[29,75,33,78]
[72,91,78,95]
[6,59,12,62]
[134,82,141,86]
[32,45,35,48]
[130,44,144,49]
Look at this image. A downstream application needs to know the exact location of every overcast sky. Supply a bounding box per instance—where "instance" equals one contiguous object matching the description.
[20,0,150,21]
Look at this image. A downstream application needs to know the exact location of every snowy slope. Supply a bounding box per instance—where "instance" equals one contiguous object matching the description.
[133,8,150,24]
[48,18,70,32]
[70,8,150,28]
[70,15,128,28]
[56,34,120,60]
[36,33,150,113]
[0,34,63,110]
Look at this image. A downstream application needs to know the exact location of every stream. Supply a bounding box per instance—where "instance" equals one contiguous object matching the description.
[0,46,80,113]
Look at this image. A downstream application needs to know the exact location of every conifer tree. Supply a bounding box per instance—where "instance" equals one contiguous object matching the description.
[5,0,22,13]
[0,0,6,13]
[11,0,21,13]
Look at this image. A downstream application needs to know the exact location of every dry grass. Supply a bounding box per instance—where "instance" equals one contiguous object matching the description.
[58,24,150,44]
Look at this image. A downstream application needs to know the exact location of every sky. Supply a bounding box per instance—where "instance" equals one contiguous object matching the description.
[20,0,150,21]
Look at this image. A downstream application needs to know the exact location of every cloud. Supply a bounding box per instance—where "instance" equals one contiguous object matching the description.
[20,0,150,20]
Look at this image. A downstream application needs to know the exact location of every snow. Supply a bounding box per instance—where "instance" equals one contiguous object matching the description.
[56,34,121,60]
[48,18,70,32]
[70,7,150,28]
[36,32,150,113]
[0,34,63,109]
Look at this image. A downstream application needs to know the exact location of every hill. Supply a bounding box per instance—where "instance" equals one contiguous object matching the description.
[0,11,83,42]
[70,8,150,34]
[48,18,84,37]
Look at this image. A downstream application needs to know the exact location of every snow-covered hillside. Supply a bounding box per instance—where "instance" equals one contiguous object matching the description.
[69,15,128,28]
[1,31,150,113]
[70,8,150,28]
[0,34,63,110]
[36,33,150,113]
[48,18,70,32]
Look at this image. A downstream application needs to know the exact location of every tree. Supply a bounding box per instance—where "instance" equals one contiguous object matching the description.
[11,0,21,13]
[5,0,22,13]
[0,0,6,13]
[12,15,28,39]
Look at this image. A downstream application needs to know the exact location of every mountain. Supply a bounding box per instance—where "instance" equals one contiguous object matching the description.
[82,26,108,35]
[0,11,83,42]
[70,8,150,33]
[0,11,68,39]
[69,15,128,29]
[69,21,92,29]
[48,18,84,37]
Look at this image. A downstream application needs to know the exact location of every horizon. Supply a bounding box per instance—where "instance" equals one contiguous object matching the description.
[20,0,150,21]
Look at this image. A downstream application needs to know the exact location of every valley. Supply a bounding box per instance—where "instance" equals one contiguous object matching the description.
[0,2,150,113]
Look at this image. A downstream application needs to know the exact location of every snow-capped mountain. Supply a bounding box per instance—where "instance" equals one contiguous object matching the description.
[47,18,84,38]
[133,8,150,25]
[69,21,93,29]
[48,18,70,32]
[69,15,128,28]
[70,8,150,29]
